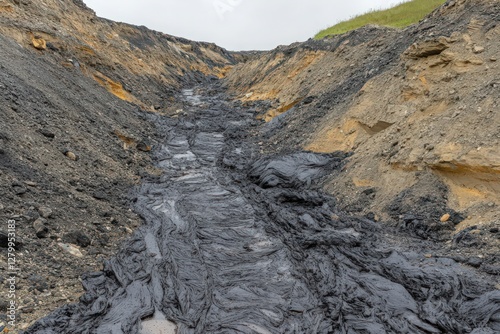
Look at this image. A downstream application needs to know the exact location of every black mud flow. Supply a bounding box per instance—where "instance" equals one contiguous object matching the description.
[25,87,500,334]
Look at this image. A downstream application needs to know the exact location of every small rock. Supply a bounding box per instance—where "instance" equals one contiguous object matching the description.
[467,257,483,268]
[424,254,433,258]
[490,57,497,62]
[23,209,40,222]
[472,45,484,54]
[440,214,451,222]
[490,228,499,234]
[62,231,91,248]
[469,58,484,66]
[0,203,4,211]
[65,151,78,161]
[32,36,46,50]
[92,191,108,201]
[24,181,38,187]
[37,206,53,218]
[14,186,28,195]
[58,243,83,258]
[28,274,48,292]
[12,182,27,195]
[39,129,55,139]
[0,299,8,312]
[405,39,449,58]
[136,141,152,152]
[0,231,9,248]
[33,218,49,238]
[496,284,500,290]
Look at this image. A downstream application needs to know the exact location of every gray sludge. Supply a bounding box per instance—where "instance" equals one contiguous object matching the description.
[25,87,500,334]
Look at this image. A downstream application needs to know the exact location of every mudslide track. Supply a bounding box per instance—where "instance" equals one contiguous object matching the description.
[25,86,500,334]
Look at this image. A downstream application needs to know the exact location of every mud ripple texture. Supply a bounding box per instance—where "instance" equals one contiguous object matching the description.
[23,89,500,334]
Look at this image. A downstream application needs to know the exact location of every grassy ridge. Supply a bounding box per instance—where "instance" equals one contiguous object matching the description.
[315,0,446,39]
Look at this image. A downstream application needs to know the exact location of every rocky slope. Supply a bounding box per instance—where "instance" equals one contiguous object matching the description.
[0,0,498,332]
[225,0,499,256]
[0,0,237,330]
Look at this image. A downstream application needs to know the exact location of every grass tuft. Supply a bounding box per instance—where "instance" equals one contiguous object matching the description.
[315,0,446,39]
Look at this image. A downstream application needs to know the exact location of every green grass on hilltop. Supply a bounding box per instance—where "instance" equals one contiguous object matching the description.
[315,0,446,39]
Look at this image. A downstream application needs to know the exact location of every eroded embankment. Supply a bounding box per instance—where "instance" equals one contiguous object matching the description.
[24,86,500,334]
[223,0,500,264]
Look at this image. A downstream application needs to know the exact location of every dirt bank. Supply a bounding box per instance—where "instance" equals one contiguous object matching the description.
[0,0,237,330]
[224,0,499,261]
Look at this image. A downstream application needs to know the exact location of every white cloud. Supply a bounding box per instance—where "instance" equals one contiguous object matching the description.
[83,0,403,51]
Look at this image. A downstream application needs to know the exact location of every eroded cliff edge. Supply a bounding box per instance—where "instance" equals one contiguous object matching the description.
[224,0,499,257]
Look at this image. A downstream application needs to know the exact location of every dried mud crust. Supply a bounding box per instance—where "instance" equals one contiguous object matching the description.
[23,86,500,334]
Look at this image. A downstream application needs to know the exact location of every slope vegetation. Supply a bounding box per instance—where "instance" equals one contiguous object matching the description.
[315,0,447,39]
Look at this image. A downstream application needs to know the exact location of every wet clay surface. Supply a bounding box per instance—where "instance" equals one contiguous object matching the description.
[24,86,500,333]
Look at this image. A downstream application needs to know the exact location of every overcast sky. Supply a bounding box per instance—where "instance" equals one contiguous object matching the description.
[83,0,403,51]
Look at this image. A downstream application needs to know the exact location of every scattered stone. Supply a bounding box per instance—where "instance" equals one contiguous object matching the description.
[0,299,8,312]
[28,274,48,292]
[0,231,8,248]
[92,191,108,201]
[37,206,53,218]
[496,284,500,290]
[469,58,484,66]
[440,214,451,222]
[32,36,46,50]
[58,243,83,258]
[46,42,59,52]
[33,218,49,238]
[0,203,4,211]
[467,257,483,268]
[24,181,38,187]
[64,151,78,161]
[490,228,499,234]
[38,128,55,139]
[424,254,433,258]
[472,45,484,54]
[23,209,40,223]
[490,57,497,62]
[405,38,449,58]
[137,141,152,152]
[62,231,91,248]
[13,186,27,195]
